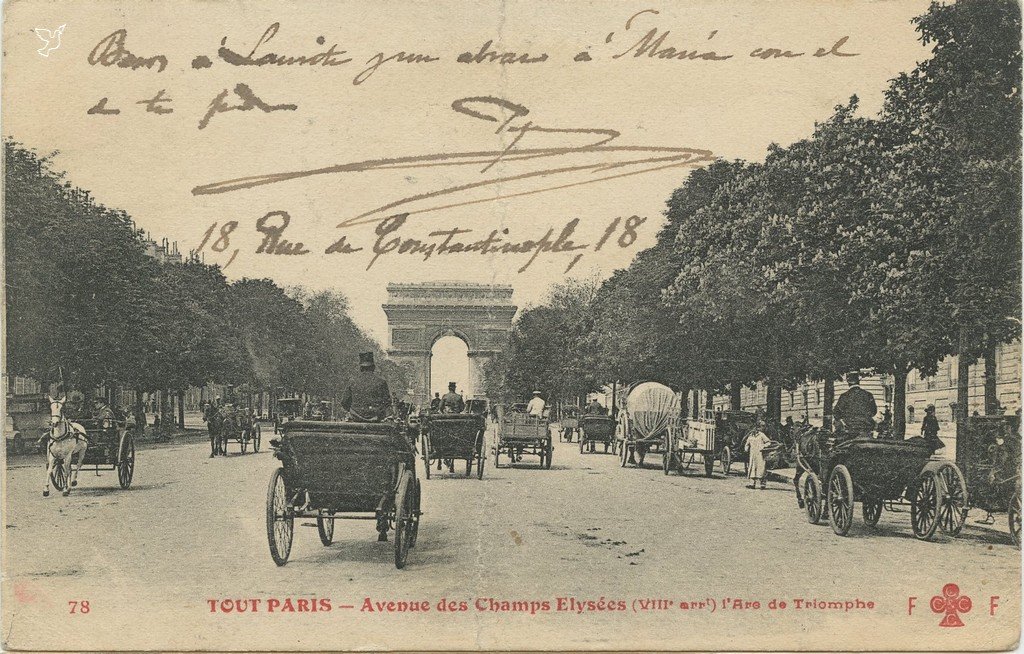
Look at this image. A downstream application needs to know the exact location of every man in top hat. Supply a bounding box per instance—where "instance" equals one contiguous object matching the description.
[526,391,546,419]
[341,352,393,421]
[440,382,465,414]
[832,371,877,440]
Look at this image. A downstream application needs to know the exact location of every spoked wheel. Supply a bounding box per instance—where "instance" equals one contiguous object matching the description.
[49,459,68,492]
[721,446,732,476]
[253,424,261,453]
[662,436,672,475]
[803,472,823,524]
[936,463,968,537]
[240,431,248,454]
[409,478,421,547]
[619,442,629,467]
[1009,490,1021,548]
[118,434,135,489]
[862,498,883,527]
[317,513,335,546]
[910,470,940,541]
[393,476,413,569]
[266,468,293,566]
[827,464,854,536]
[477,453,485,479]
[422,437,431,479]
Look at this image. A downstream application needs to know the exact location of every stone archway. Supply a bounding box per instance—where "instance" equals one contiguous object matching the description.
[383,282,517,406]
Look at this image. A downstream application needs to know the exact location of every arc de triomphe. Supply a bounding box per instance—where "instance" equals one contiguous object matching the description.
[383,282,517,406]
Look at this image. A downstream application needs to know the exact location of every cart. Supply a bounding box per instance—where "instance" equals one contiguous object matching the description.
[579,415,616,454]
[274,398,303,434]
[796,431,967,541]
[48,417,135,492]
[617,382,677,469]
[420,414,486,479]
[558,406,580,443]
[715,410,757,475]
[265,420,420,568]
[959,415,1021,547]
[217,406,261,455]
[494,412,552,469]
[666,408,727,477]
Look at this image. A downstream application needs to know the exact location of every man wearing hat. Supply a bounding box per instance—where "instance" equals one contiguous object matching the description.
[440,382,465,414]
[340,352,393,421]
[921,404,943,449]
[832,371,877,440]
[526,391,546,419]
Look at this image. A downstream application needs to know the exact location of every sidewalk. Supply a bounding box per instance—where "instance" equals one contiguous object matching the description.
[766,467,1012,537]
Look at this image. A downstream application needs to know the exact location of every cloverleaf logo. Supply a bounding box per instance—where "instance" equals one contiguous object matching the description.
[930,583,972,627]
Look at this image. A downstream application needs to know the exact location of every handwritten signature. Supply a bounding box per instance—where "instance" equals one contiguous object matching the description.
[191,96,716,228]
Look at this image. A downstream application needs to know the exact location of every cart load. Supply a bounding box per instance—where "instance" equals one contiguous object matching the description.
[265,420,420,568]
[494,410,552,469]
[618,382,679,468]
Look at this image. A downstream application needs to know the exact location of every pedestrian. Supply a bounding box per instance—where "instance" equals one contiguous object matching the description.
[745,421,772,490]
[921,404,942,450]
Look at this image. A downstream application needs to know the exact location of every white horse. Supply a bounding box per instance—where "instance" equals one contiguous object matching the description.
[43,395,88,497]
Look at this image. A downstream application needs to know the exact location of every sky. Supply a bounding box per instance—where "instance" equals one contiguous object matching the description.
[3,0,935,346]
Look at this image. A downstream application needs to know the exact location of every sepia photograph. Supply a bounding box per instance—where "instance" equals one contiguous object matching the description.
[1,0,1021,650]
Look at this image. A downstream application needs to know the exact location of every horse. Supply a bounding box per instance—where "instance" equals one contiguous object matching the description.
[43,395,89,497]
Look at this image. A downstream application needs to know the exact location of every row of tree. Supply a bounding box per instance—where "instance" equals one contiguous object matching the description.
[487,0,1022,437]
[4,138,406,420]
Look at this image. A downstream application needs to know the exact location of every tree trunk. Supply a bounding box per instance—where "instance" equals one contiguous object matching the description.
[705,389,714,410]
[767,384,782,424]
[893,367,908,439]
[956,328,972,466]
[730,382,742,411]
[823,377,835,430]
[177,390,185,428]
[679,387,690,420]
[984,340,999,414]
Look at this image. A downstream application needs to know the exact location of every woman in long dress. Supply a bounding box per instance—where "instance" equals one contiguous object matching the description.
[745,422,772,490]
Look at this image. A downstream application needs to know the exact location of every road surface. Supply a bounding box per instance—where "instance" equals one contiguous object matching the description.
[3,426,1020,651]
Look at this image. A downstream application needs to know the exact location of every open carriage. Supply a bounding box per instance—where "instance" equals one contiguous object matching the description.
[420,413,487,479]
[558,405,581,443]
[796,430,967,540]
[265,420,421,568]
[274,398,303,434]
[214,406,261,455]
[617,382,677,469]
[49,417,135,492]
[959,415,1021,547]
[579,415,616,454]
[494,408,552,469]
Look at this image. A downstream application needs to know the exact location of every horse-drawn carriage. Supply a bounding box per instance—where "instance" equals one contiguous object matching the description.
[958,415,1021,547]
[715,410,758,474]
[796,429,967,540]
[274,398,304,434]
[43,396,135,496]
[558,405,581,443]
[494,408,552,469]
[579,414,616,454]
[420,413,487,479]
[665,408,733,477]
[210,406,261,456]
[265,420,421,568]
[617,382,677,469]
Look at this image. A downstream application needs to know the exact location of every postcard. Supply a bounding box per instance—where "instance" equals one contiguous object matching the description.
[2,0,1021,650]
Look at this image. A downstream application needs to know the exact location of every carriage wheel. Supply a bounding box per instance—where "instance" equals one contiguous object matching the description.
[49,458,68,492]
[827,464,854,536]
[317,513,335,546]
[662,445,672,475]
[409,478,422,547]
[910,470,940,541]
[265,468,293,566]
[1009,490,1021,548]
[704,456,714,478]
[393,476,412,569]
[240,430,248,454]
[477,451,485,479]
[721,446,732,476]
[118,434,135,489]
[936,463,968,537]
[253,424,261,453]
[862,498,883,527]
[803,472,823,524]
[422,437,431,479]
[619,442,629,467]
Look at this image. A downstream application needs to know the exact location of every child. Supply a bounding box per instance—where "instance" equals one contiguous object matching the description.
[745,421,773,490]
